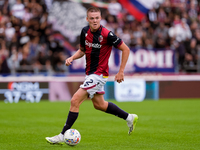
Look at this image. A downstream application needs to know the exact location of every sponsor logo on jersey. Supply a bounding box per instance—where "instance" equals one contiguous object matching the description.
[85,40,102,48]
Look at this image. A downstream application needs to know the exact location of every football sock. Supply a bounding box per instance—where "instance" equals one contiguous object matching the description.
[105,102,128,120]
[61,111,79,134]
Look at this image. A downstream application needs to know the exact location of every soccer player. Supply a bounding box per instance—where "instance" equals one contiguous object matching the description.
[45,7,138,145]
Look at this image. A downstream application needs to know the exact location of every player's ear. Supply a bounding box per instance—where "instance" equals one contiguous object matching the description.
[86,17,88,22]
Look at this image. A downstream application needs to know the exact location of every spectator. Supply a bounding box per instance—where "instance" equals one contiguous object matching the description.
[34,43,51,73]
[157,7,167,23]
[107,0,122,17]
[5,22,16,53]
[168,17,192,71]
[0,40,10,74]
[18,46,33,73]
[19,26,30,47]
[0,23,5,42]
[144,38,154,50]
[188,0,198,21]
[195,29,200,46]
[154,22,169,48]
[168,16,192,43]
[27,36,40,64]
[7,46,20,74]
[11,0,25,20]
[185,38,198,68]
[148,8,158,29]
[22,7,33,25]
[120,27,131,47]
[105,14,118,32]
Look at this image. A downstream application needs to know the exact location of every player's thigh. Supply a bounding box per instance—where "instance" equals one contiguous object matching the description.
[92,94,108,111]
[71,88,88,106]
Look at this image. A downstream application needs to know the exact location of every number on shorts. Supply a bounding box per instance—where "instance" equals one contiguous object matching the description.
[84,79,93,86]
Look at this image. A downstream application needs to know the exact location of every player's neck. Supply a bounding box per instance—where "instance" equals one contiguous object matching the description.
[90,25,101,32]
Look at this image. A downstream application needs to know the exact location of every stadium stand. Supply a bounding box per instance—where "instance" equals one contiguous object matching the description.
[0,0,200,75]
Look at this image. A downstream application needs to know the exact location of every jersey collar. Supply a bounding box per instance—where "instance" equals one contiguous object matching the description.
[90,25,102,34]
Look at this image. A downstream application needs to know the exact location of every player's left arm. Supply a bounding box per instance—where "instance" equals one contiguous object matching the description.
[115,42,130,83]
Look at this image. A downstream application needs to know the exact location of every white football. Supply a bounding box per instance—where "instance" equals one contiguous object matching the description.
[64,129,81,146]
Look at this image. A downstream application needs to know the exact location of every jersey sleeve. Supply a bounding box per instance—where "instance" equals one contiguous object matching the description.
[80,28,86,52]
[107,31,123,48]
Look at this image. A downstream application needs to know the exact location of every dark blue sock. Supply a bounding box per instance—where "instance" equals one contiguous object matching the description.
[105,102,128,120]
[61,111,79,134]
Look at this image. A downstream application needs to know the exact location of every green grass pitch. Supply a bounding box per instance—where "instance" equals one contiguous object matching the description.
[0,99,200,150]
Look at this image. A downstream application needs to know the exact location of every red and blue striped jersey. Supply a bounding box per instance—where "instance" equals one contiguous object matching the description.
[80,25,123,76]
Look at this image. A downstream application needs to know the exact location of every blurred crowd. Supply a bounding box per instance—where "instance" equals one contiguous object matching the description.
[0,0,200,75]
[102,0,200,72]
[0,0,66,75]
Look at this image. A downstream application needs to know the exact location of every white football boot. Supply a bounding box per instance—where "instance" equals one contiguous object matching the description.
[127,114,138,135]
[45,133,64,145]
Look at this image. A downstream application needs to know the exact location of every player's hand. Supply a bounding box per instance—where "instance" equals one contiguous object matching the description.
[115,71,124,83]
[65,57,73,66]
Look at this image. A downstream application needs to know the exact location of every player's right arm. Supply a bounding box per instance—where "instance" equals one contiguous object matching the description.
[66,27,87,66]
[65,48,85,66]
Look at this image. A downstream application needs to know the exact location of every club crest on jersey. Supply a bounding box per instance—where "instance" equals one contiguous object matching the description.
[98,35,103,42]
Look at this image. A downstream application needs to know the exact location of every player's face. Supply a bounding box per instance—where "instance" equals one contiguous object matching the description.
[87,11,101,32]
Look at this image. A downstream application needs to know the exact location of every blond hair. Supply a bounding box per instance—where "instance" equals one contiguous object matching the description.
[87,7,101,16]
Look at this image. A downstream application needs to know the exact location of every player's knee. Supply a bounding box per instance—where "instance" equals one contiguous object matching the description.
[70,98,79,108]
[93,103,100,110]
